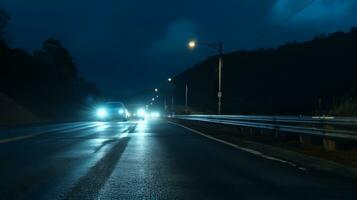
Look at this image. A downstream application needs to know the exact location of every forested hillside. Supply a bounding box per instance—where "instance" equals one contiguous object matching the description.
[173,28,357,115]
[0,8,101,120]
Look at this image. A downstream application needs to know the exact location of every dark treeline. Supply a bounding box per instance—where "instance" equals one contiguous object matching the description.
[173,28,357,115]
[0,8,101,119]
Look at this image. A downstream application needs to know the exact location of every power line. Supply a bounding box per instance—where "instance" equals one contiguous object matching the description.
[267,0,316,35]
[255,0,317,47]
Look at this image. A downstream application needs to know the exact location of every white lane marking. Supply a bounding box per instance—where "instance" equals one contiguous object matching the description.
[168,121,306,171]
[0,122,98,144]
[299,167,307,171]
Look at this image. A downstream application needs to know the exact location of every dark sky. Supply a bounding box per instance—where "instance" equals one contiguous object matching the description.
[1,0,357,98]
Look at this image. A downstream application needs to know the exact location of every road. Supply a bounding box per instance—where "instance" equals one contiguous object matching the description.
[0,119,356,199]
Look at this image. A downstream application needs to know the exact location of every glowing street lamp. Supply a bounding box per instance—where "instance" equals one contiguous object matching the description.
[154,88,158,92]
[167,77,174,114]
[187,40,223,115]
[188,40,196,49]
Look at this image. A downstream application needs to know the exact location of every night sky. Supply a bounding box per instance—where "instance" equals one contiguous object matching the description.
[1,0,357,98]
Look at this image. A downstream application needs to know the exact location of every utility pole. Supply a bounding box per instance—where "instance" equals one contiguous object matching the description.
[168,77,174,115]
[171,96,174,108]
[185,83,188,113]
[218,41,223,115]
[164,98,167,111]
[188,40,223,115]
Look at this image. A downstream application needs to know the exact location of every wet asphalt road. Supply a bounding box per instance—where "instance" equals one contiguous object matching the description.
[0,119,356,199]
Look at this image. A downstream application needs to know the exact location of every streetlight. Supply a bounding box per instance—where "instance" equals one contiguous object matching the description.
[188,40,223,115]
[167,77,174,115]
[154,88,158,92]
[188,41,196,49]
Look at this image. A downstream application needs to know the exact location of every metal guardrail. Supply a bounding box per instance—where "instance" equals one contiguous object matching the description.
[173,115,357,140]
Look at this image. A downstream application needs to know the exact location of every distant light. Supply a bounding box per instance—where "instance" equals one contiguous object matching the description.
[168,78,172,82]
[150,111,160,118]
[118,109,124,114]
[152,98,155,101]
[154,88,158,92]
[188,40,196,49]
[137,108,146,117]
[96,107,108,118]
[312,116,335,119]
[156,95,159,98]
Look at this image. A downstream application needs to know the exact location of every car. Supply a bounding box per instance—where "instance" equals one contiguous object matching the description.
[95,102,128,121]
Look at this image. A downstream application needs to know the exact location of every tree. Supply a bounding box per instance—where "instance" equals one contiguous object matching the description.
[0,9,102,120]
[173,28,357,115]
[0,8,10,40]
[41,39,78,79]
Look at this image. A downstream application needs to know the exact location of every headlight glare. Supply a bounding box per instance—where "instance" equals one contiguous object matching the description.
[150,111,160,118]
[137,108,146,117]
[96,107,108,118]
[118,109,124,114]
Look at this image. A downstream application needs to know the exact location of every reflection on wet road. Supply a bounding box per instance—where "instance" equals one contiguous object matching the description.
[0,121,135,199]
[0,119,356,199]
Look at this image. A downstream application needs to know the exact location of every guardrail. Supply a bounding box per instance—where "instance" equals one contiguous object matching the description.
[173,115,357,141]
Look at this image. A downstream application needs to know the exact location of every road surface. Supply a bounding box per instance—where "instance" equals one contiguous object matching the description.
[0,119,356,199]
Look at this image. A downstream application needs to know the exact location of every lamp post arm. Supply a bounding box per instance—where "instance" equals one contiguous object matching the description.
[195,42,221,51]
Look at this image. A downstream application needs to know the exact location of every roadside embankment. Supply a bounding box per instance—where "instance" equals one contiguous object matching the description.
[170,118,357,178]
[0,93,42,125]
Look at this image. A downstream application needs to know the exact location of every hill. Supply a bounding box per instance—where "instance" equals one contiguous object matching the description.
[0,8,102,121]
[172,28,357,115]
[0,93,41,125]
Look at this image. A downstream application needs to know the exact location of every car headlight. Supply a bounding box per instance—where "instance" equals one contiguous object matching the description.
[96,107,108,118]
[118,109,124,114]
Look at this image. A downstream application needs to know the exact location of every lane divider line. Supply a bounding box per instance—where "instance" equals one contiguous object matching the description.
[0,122,99,144]
[168,121,306,171]
[0,133,43,144]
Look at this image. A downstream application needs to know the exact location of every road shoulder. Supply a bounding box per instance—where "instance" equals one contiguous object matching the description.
[168,120,357,180]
